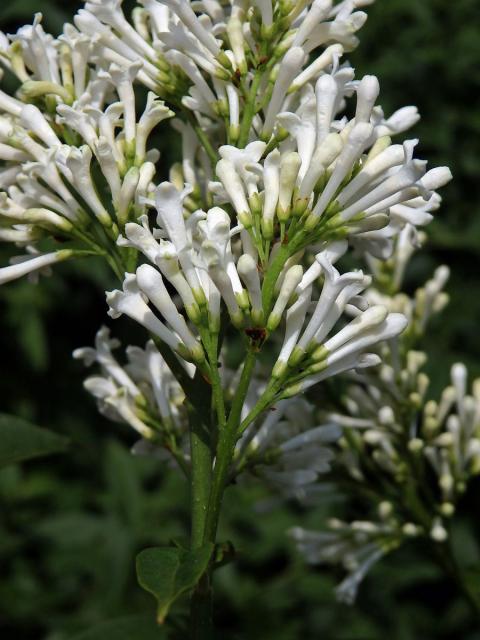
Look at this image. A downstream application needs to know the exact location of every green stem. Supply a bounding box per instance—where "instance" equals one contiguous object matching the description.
[203,349,257,543]
[202,330,226,430]
[188,382,214,638]
[434,542,480,619]
[188,332,225,639]
[169,442,191,479]
[237,71,264,148]
[261,242,294,314]
[190,573,213,640]
[189,413,214,639]
[186,111,219,169]
[237,380,280,437]
[189,410,212,549]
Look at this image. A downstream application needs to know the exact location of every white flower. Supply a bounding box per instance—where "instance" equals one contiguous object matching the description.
[373,106,420,137]
[226,7,247,74]
[267,264,304,331]
[76,329,190,441]
[153,182,205,303]
[136,263,204,363]
[312,122,374,218]
[252,0,273,27]
[303,8,368,53]
[277,151,301,220]
[106,274,184,355]
[274,286,312,373]
[161,0,221,57]
[336,142,406,208]
[100,62,142,152]
[292,1,333,49]
[136,93,174,163]
[84,0,157,60]
[289,43,343,92]
[215,158,251,224]
[262,47,306,137]
[355,75,380,123]
[0,248,72,285]
[294,256,371,353]
[85,378,154,439]
[423,363,480,502]
[218,141,266,198]
[290,520,399,604]
[0,86,24,116]
[261,149,281,238]
[20,105,61,148]
[159,21,222,77]
[56,104,98,148]
[119,217,201,322]
[314,74,340,143]
[166,50,217,116]
[58,24,91,98]
[10,14,60,84]
[73,325,141,397]
[298,132,342,199]
[237,253,263,325]
[235,395,340,493]
[60,145,112,227]
[338,159,427,222]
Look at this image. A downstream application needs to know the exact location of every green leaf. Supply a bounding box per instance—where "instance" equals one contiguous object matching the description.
[104,440,143,527]
[0,413,68,467]
[70,614,167,640]
[136,543,214,623]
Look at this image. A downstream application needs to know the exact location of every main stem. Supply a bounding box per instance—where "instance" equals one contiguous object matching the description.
[189,407,213,639]
[189,330,229,639]
[188,220,293,636]
[204,349,257,542]
[190,413,212,549]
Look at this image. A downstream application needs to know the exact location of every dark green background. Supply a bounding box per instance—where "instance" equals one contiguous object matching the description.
[1,1,480,638]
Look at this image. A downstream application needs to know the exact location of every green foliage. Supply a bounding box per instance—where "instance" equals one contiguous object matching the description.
[0,413,68,467]
[137,544,214,623]
[70,615,167,640]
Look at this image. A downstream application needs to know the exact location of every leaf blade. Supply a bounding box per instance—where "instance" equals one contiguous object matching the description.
[70,614,167,640]
[0,413,68,467]
[136,543,214,623]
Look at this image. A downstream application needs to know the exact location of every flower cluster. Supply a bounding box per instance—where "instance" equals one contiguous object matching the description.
[106,185,410,408]
[290,518,403,604]
[76,327,343,487]
[234,395,341,493]
[77,0,373,137]
[290,229,480,603]
[0,14,175,283]
[74,325,191,466]
[0,1,451,287]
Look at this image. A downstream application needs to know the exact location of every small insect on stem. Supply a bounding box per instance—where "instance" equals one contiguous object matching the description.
[245,327,267,350]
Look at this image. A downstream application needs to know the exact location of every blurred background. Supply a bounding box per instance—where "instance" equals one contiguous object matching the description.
[1,1,480,638]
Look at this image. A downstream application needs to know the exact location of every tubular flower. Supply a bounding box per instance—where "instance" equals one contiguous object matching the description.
[74,326,190,458]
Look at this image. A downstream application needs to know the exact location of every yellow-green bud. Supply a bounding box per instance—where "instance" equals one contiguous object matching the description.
[288,345,306,367]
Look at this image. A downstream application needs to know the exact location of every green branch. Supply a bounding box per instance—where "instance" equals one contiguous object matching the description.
[203,348,257,543]
[237,71,264,148]
[185,111,219,168]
